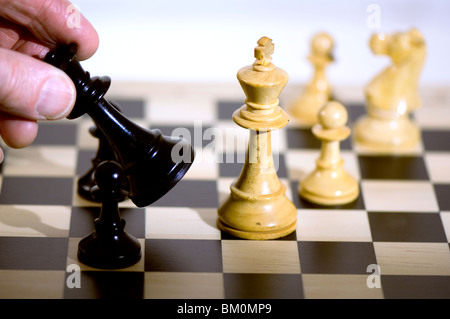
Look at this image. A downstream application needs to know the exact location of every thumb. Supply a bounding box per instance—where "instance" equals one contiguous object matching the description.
[0,47,76,121]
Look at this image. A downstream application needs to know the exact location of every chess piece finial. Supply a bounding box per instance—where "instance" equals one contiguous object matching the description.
[78,160,141,269]
[299,101,359,205]
[318,100,347,129]
[253,36,275,71]
[354,28,426,152]
[310,32,334,65]
[218,37,297,240]
[289,32,335,126]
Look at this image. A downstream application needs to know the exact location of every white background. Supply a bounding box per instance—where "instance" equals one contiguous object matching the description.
[74,0,450,86]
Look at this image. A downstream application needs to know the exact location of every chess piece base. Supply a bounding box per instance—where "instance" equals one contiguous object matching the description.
[299,167,359,206]
[217,186,297,240]
[78,219,141,269]
[353,114,420,153]
[217,218,297,240]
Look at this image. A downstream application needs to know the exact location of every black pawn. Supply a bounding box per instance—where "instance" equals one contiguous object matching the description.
[77,160,141,269]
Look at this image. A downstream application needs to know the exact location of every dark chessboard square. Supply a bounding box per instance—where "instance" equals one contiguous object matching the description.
[116,208,146,238]
[219,153,288,178]
[286,128,352,150]
[0,177,73,205]
[152,180,218,208]
[217,100,242,120]
[368,212,447,242]
[69,206,99,237]
[33,122,77,145]
[434,184,450,211]
[223,273,303,299]
[290,181,365,210]
[422,130,450,151]
[64,271,144,299]
[358,155,429,180]
[381,275,450,299]
[76,149,96,175]
[145,239,222,272]
[0,237,68,270]
[298,241,377,274]
[286,128,320,149]
[345,103,366,124]
[110,98,145,118]
[156,125,214,148]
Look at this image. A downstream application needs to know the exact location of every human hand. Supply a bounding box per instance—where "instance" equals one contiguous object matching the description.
[0,0,99,162]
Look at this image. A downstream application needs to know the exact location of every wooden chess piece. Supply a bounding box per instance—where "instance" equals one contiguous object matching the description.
[77,160,141,269]
[217,37,297,240]
[299,101,359,205]
[45,44,195,208]
[289,32,334,126]
[353,28,426,152]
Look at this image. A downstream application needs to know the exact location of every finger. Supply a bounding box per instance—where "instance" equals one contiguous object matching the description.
[0,47,76,120]
[0,113,38,148]
[0,0,99,60]
[0,17,55,59]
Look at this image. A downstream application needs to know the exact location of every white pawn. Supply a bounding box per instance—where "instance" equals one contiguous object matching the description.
[299,101,359,205]
[289,32,334,126]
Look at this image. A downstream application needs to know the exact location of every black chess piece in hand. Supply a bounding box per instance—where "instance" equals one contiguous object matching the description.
[77,160,141,269]
[45,44,195,208]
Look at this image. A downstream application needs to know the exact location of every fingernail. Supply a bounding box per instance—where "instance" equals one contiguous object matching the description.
[35,76,75,120]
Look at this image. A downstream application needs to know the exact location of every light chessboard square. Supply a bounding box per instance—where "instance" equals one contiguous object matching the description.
[296,209,372,242]
[361,181,439,212]
[222,240,301,274]
[373,242,450,276]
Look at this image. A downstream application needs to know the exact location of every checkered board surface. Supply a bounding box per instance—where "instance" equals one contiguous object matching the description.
[0,82,449,300]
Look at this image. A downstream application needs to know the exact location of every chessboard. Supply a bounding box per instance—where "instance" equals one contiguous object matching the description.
[0,81,449,301]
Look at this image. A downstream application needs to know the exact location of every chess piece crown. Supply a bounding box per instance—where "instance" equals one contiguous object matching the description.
[234,37,290,131]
